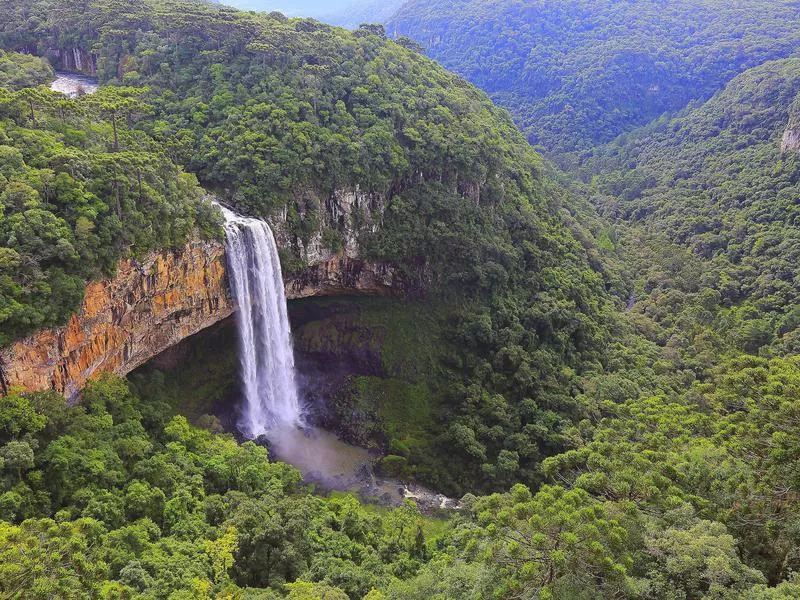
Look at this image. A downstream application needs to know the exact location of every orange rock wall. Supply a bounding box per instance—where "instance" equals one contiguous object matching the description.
[0,239,233,399]
[0,230,400,400]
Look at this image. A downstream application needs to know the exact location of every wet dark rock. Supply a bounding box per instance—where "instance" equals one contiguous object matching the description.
[254,434,272,450]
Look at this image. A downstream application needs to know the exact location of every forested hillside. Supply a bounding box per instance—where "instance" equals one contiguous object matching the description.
[0,50,52,88]
[387,0,800,155]
[1,0,619,493]
[586,58,800,359]
[4,0,800,598]
[0,51,220,344]
[383,2,800,596]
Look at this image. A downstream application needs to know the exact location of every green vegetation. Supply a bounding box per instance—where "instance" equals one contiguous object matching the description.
[2,0,619,492]
[586,57,800,358]
[292,298,443,479]
[290,287,617,496]
[0,50,53,90]
[130,320,240,422]
[388,0,800,155]
[5,0,549,220]
[0,71,221,344]
[5,358,800,598]
[4,0,800,597]
[0,375,438,598]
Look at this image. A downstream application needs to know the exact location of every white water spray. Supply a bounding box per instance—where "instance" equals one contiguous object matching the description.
[218,204,303,436]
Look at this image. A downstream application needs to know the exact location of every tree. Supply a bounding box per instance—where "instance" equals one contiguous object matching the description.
[285,580,348,600]
[85,86,148,152]
[0,518,108,598]
[13,86,55,122]
[465,484,631,598]
[0,392,47,440]
[0,440,34,480]
[395,36,424,54]
[205,526,239,585]
[355,24,386,38]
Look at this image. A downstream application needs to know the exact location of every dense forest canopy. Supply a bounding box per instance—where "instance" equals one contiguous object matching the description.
[584,57,800,360]
[217,0,353,18]
[0,0,620,494]
[387,0,800,156]
[0,51,220,344]
[3,0,800,598]
[0,49,52,88]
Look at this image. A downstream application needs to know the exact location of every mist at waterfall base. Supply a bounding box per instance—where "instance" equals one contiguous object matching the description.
[216,204,458,508]
[219,205,380,493]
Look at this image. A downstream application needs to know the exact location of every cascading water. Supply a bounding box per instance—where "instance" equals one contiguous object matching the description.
[213,204,456,508]
[218,204,303,436]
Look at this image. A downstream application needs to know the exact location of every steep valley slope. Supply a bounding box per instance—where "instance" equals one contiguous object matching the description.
[1,0,618,494]
[4,1,800,598]
[387,0,800,157]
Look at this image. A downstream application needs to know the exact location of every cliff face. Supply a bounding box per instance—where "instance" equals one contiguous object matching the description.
[1,181,401,398]
[782,126,800,152]
[0,239,233,399]
[50,47,97,75]
[285,256,399,299]
[0,241,398,399]
[278,186,401,296]
[271,186,386,266]
[783,98,800,152]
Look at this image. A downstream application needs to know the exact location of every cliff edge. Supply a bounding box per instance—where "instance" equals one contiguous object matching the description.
[0,235,399,399]
[0,239,232,399]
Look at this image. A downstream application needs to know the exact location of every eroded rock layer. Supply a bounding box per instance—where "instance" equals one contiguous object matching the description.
[286,256,399,299]
[0,234,398,399]
[0,239,232,399]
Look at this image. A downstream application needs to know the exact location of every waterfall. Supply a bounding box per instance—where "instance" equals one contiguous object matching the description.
[218,204,303,436]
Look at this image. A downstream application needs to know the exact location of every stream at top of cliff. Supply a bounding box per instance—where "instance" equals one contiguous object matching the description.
[50,71,99,97]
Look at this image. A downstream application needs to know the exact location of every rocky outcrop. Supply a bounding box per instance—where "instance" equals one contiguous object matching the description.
[782,126,800,152]
[271,186,386,266]
[278,186,400,296]
[0,242,397,399]
[0,184,401,399]
[0,239,232,400]
[783,99,800,152]
[285,256,399,299]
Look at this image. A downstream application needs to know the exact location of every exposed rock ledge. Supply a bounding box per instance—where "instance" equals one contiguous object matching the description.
[0,239,398,399]
[286,255,399,299]
[0,239,233,400]
[782,126,800,152]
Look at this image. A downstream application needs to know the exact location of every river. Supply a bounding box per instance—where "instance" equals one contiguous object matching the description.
[263,425,460,513]
[50,71,99,97]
